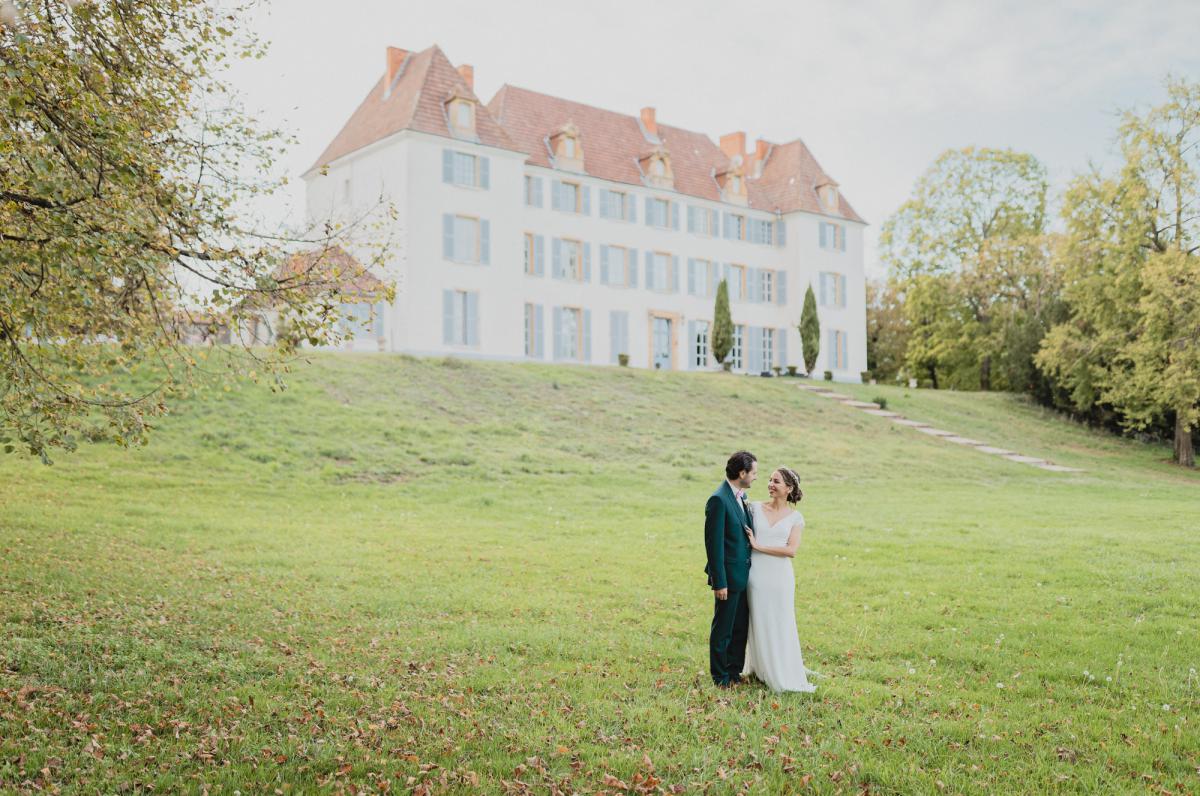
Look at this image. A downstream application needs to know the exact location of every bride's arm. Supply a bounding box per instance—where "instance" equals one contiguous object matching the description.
[745,524,801,558]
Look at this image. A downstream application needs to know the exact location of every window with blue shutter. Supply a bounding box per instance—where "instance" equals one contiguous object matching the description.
[582,310,592,362]
[599,244,610,284]
[747,326,761,373]
[479,220,490,265]
[644,196,653,226]
[598,189,610,219]
[610,311,629,363]
[777,271,788,306]
[534,235,545,276]
[686,320,696,370]
[629,250,638,288]
[442,290,455,344]
[775,219,786,247]
[723,212,732,239]
[552,238,563,279]
[671,203,680,230]
[777,328,787,368]
[747,268,760,302]
[479,157,489,189]
[582,243,591,282]
[687,258,697,295]
[671,255,680,293]
[581,186,590,215]
[687,206,696,233]
[442,150,454,184]
[553,308,563,360]
[551,180,563,211]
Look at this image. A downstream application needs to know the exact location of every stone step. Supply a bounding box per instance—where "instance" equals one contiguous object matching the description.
[944,436,985,446]
[862,409,900,417]
[892,418,931,427]
[844,400,882,409]
[975,446,1014,455]
[1002,454,1048,465]
[914,427,956,437]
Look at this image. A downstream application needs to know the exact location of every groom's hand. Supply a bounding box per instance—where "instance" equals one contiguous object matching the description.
[714,588,728,600]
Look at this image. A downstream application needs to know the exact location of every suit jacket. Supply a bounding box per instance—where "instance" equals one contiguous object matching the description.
[704,481,752,592]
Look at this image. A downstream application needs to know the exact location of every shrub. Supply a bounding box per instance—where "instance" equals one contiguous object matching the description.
[787,365,798,377]
[823,370,833,381]
[618,353,630,367]
[873,396,888,410]
[861,370,872,384]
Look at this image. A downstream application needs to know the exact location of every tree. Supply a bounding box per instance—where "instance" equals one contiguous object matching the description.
[1038,78,1200,467]
[880,147,1050,390]
[711,279,733,370]
[799,284,819,375]
[866,278,908,383]
[0,1,391,462]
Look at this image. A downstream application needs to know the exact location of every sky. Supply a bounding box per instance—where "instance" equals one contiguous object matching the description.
[223,0,1200,278]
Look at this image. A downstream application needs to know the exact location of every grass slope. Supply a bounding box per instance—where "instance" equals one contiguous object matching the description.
[1,356,1197,794]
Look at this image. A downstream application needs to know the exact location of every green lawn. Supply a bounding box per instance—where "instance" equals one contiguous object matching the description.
[1,356,1197,794]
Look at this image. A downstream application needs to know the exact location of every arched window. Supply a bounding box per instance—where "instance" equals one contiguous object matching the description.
[652,158,665,177]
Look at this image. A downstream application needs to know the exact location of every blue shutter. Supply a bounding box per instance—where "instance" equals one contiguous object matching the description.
[610,312,621,363]
[553,308,563,360]
[479,220,490,265]
[582,243,592,282]
[479,157,489,189]
[839,226,847,251]
[671,203,680,230]
[687,206,696,233]
[533,177,543,207]
[709,209,719,236]
[583,310,592,362]
[552,238,563,279]
[819,273,828,306]
[465,292,479,346]
[747,268,759,302]
[747,327,760,373]
[535,305,545,358]
[626,194,636,223]
[687,320,696,370]
[777,271,787,306]
[819,222,827,248]
[671,255,680,293]
[551,180,563,211]
[597,188,609,218]
[776,219,786,247]
[442,150,454,183]
[581,186,590,215]
[442,290,455,344]
[644,251,655,290]
[687,258,697,295]
[629,250,638,288]
[644,196,653,226]
[599,245,610,285]
[534,235,545,276]
[723,212,731,239]
[777,328,787,369]
[443,214,455,260]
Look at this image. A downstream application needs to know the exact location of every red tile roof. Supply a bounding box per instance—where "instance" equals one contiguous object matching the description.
[310,46,863,223]
[275,246,387,299]
[308,45,516,173]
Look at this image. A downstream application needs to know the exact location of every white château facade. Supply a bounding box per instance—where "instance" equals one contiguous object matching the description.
[304,45,867,378]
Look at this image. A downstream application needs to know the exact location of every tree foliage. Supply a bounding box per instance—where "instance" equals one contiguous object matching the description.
[799,284,819,376]
[0,1,390,462]
[710,279,732,369]
[1038,78,1200,466]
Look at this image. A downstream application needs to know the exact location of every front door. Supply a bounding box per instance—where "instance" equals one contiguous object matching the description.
[652,317,673,370]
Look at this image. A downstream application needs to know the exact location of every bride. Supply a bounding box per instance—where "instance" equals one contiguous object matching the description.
[741,466,817,693]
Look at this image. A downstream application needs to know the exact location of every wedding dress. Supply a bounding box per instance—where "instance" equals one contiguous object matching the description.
[742,502,817,693]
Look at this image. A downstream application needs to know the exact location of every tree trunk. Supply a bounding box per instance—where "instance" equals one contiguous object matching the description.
[980,354,992,391]
[1175,415,1195,468]
[928,364,939,390]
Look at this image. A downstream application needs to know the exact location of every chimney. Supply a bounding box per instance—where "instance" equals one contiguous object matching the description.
[755,138,770,161]
[456,64,474,90]
[385,47,409,92]
[640,107,658,138]
[719,132,746,161]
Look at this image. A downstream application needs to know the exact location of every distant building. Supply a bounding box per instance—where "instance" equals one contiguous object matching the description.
[305,44,866,376]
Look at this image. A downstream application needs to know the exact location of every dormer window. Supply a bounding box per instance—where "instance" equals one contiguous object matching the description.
[549,122,584,172]
[730,175,742,194]
[444,87,478,140]
[640,147,674,189]
[716,165,748,206]
[817,181,840,213]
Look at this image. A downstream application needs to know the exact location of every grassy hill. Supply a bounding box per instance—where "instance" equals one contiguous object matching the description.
[1,355,1196,793]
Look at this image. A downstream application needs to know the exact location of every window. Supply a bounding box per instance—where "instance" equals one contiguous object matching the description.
[452,152,475,186]
[564,240,582,280]
[647,252,671,291]
[760,270,774,304]
[826,329,847,369]
[731,325,744,370]
[819,272,847,307]
[652,159,665,177]
[760,328,774,372]
[554,307,590,361]
[456,103,472,129]
[728,265,747,301]
[523,233,542,276]
[563,137,576,158]
[524,175,543,207]
[562,182,580,212]
[552,180,587,213]
[339,302,384,342]
[688,258,715,298]
[600,189,633,221]
[726,213,747,241]
[442,214,489,264]
[524,303,544,358]
[693,321,710,369]
[688,206,718,236]
[442,289,478,346]
[730,175,742,194]
[650,198,670,227]
[820,221,846,251]
[453,216,479,262]
[602,245,631,287]
[748,218,774,245]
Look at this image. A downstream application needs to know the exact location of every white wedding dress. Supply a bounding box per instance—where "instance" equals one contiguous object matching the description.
[742,502,817,693]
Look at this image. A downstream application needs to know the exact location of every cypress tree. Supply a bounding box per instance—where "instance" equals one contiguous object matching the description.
[711,279,733,370]
[800,284,820,375]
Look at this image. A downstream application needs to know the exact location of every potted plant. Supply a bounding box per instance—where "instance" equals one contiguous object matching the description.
[786,365,797,377]
[823,370,833,381]
[618,353,630,367]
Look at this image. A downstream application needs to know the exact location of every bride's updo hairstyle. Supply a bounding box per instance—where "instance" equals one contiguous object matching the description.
[777,467,803,504]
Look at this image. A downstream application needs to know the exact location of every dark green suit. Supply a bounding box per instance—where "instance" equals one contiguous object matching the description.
[704,481,752,685]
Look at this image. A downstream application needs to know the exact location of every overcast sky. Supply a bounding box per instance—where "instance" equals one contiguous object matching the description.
[224,0,1200,277]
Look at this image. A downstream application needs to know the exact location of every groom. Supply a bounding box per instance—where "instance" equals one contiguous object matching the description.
[704,450,758,687]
